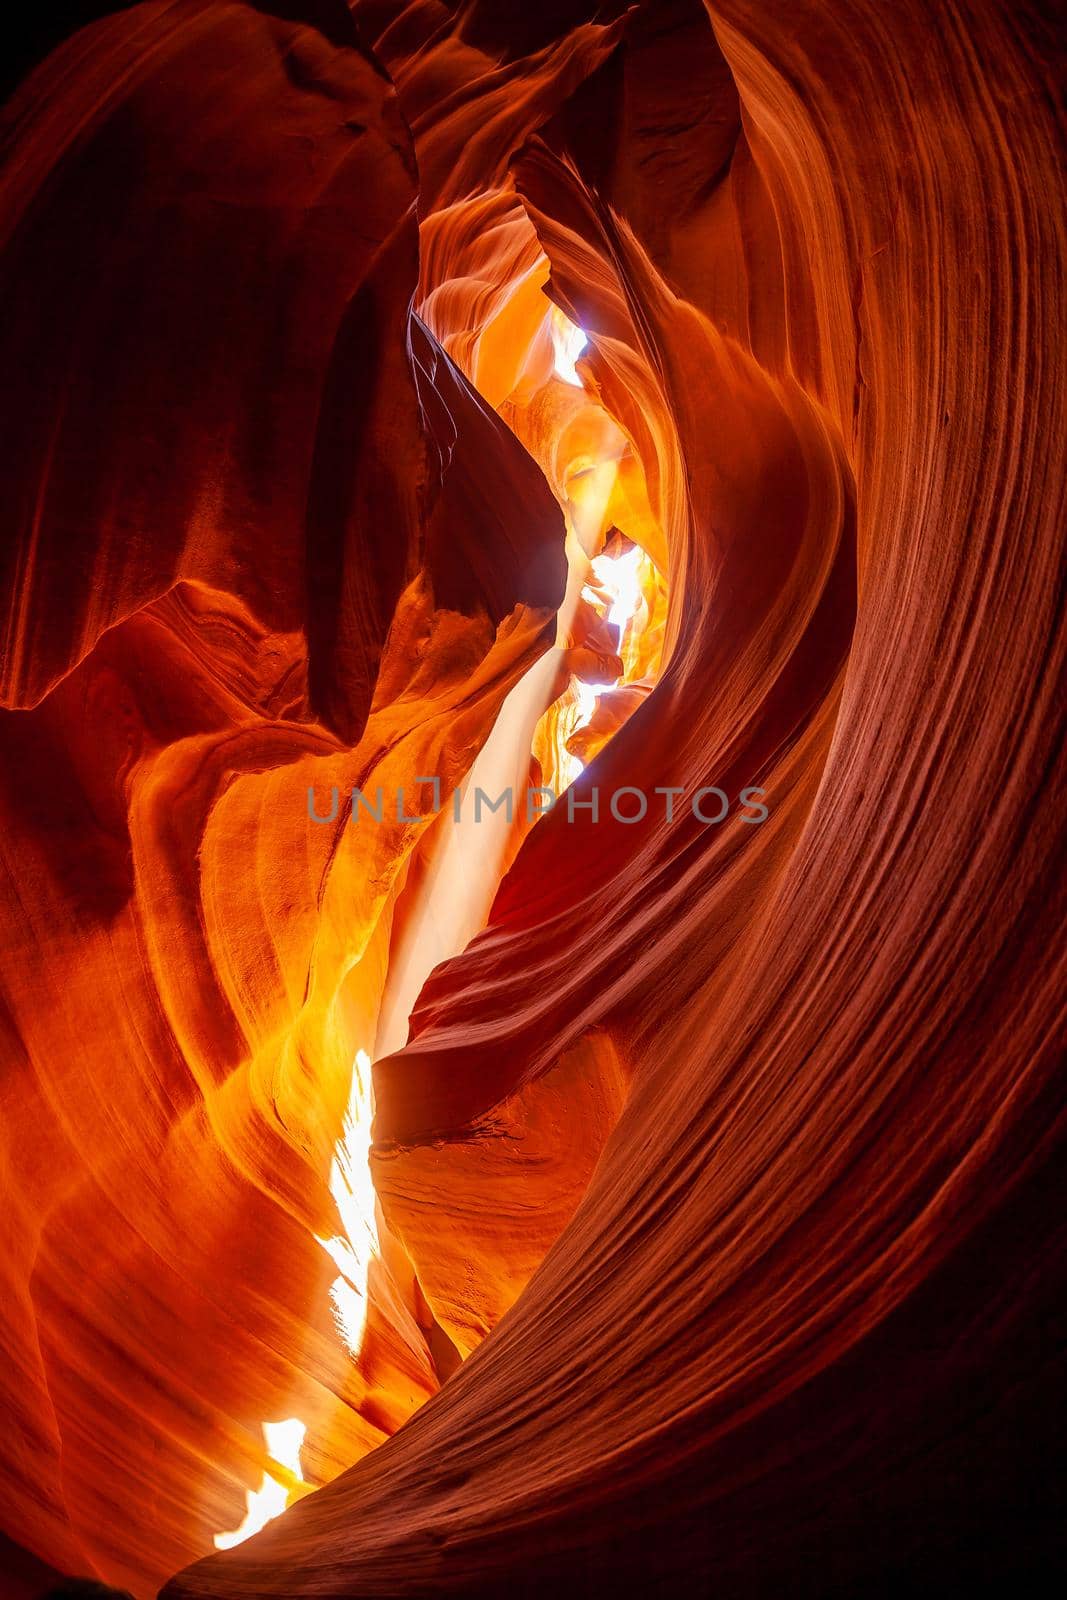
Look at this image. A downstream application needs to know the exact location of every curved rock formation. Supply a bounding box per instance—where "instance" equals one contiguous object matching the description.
[0,0,1063,1596]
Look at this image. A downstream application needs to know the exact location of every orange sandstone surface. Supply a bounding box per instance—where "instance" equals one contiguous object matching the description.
[0,1,1063,1596]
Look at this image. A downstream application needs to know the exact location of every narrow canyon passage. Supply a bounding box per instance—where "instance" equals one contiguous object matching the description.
[0,1,1063,1597]
[204,280,673,1559]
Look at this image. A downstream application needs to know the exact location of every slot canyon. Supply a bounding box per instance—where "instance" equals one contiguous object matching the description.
[0,1,1063,1596]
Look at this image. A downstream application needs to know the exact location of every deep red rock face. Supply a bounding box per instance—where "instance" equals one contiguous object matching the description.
[0,1,1063,1596]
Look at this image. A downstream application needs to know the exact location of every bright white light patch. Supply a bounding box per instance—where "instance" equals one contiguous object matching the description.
[564,543,648,786]
[213,1418,306,1550]
[315,1048,379,1357]
[560,677,599,788]
[550,306,588,386]
[591,543,645,642]
[573,678,600,722]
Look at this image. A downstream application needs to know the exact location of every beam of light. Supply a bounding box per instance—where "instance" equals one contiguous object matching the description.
[314,1047,380,1357]
[213,1418,306,1550]
[550,305,588,386]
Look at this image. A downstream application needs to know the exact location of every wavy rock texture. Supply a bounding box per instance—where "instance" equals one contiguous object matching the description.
[0,0,1063,1596]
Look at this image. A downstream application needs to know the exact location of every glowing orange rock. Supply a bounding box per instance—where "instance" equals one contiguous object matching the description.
[0,1,1062,1598]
